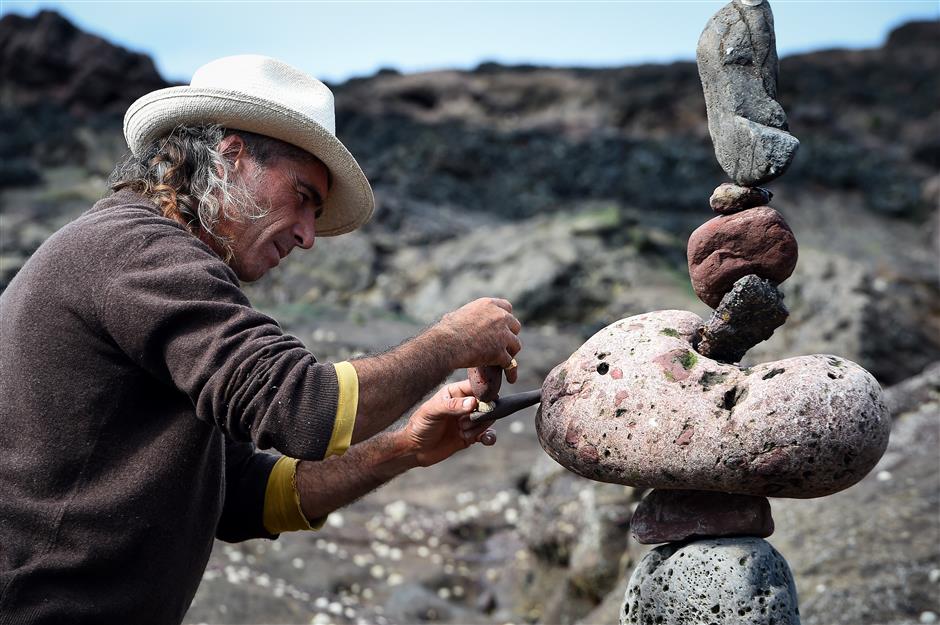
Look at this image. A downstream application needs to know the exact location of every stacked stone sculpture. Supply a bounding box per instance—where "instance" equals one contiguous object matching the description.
[534,2,891,624]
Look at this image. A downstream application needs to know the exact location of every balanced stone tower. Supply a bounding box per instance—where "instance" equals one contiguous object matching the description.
[535,1,891,623]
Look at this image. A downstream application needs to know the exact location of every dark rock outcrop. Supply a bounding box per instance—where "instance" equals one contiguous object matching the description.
[0,10,168,113]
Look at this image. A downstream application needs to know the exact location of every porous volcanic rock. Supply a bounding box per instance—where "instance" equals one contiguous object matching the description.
[630,489,774,544]
[620,537,800,625]
[698,274,789,363]
[535,310,890,498]
[697,0,800,185]
[710,183,773,214]
[687,206,798,308]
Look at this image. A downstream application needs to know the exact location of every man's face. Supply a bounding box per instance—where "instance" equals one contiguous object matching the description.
[217,153,330,282]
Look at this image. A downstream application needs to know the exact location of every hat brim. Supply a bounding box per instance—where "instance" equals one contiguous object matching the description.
[124,86,374,237]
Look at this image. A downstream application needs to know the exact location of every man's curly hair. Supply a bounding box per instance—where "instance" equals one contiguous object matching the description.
[109,124,314,259]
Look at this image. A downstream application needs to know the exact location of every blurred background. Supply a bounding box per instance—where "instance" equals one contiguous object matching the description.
[1,2,938,624]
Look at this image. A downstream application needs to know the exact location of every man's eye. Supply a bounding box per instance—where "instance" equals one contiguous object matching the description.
[314,207,324,219]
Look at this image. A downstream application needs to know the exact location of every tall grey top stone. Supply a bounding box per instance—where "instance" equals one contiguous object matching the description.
[697,0,799,185]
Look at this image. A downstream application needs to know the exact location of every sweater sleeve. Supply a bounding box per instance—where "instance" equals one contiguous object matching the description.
[216,439,280,542]
[99,227,338,460]
[218,359,359,540]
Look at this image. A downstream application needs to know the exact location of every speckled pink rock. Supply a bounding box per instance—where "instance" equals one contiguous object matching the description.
[535,310,890,498]
[630,489,774,544]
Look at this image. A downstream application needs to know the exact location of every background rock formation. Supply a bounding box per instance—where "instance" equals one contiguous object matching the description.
[1,11,937,625]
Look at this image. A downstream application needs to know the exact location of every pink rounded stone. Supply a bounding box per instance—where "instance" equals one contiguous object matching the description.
[687,207,798,308]
[630,489,774,544]
[535,310,890,498]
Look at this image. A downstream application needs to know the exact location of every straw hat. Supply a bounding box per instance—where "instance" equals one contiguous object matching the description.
[124,55,374,237]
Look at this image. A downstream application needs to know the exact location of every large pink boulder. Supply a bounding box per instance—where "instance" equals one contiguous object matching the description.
[687,207,798,308]
[535,310,890,498]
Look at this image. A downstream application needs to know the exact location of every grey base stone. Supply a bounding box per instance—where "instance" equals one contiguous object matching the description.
[620,537,800,625]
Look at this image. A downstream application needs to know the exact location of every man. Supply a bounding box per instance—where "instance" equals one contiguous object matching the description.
[0,55,522,624]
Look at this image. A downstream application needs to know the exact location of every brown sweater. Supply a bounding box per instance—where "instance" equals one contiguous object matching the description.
[0,190,340,624]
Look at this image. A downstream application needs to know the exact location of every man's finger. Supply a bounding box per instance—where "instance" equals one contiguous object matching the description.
[507,335,522,358]
[506,314,522,335]
[461,415,494,438]
[456,396,477,413]
[462,420,493,442]
[489,298,513,313]
[443,378,474,400]
[479,430,497,446]
[428,395,477,418]
[505,366,518,385]
[498,338,522,369]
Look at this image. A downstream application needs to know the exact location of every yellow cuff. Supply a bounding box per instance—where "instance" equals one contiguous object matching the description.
[263,456,325,533]
[326,361,358,458]
[262,363,358,534]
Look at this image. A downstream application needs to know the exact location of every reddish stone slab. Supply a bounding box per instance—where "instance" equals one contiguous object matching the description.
[631,489,774,544]
[687,207,798,308]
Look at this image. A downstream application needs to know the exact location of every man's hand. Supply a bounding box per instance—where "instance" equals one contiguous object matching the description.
[402,379,497,468]
[294,380,497,522]
[437,298,522,384]
[349,297,521,443]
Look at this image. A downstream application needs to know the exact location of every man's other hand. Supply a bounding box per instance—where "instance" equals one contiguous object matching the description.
[402,379,497,468]
[438,298,522,384]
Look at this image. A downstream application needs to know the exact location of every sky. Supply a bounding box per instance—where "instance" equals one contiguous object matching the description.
[2,0,938,84]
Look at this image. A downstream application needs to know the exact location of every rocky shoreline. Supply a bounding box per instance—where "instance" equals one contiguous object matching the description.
[1,10,937,625]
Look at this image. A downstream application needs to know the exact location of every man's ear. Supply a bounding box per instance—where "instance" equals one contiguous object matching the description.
[217,134,248,172]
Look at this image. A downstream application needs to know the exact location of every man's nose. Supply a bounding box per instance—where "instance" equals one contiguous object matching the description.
[293,213,316,249]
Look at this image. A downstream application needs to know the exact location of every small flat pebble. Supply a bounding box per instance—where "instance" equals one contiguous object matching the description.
[631,489,773,544]
[709,183,773,214]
